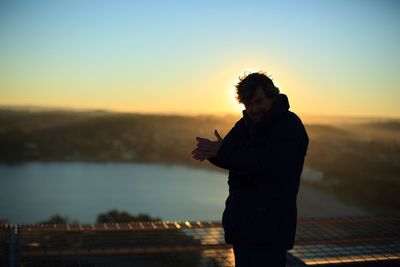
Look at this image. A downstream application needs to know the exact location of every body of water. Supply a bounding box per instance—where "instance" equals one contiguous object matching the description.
[0,162,369,224]
[0,162,229,224]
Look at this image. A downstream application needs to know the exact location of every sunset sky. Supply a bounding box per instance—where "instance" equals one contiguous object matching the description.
[1,0,399,118]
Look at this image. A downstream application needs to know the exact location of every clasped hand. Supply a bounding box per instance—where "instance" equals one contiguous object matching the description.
[191,130,224,161]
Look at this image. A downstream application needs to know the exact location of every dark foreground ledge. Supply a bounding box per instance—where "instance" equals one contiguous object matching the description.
[1,216,399,267]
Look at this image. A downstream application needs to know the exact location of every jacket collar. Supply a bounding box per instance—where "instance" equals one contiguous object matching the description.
[242,93,290,130]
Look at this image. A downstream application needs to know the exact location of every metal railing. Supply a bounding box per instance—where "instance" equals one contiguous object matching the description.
[1,216,400,267]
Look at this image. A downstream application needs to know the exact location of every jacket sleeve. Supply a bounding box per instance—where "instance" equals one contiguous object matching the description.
[207,119,245,170]
[207,156,229,170]
[215,121,308,180]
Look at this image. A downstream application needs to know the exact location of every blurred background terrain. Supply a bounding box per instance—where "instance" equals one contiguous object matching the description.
[1,108,399,220]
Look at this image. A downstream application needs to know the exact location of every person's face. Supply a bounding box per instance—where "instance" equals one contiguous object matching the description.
[243,86,275,123]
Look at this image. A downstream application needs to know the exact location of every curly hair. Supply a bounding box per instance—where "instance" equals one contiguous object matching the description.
[235,71,280,103]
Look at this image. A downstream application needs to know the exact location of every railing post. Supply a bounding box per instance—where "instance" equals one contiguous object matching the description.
[9,225,20,267]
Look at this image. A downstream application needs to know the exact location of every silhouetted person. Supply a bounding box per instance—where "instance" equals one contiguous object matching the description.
[192,71,309,267]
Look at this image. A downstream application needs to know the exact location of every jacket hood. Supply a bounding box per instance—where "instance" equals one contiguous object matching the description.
[242,93,290,130]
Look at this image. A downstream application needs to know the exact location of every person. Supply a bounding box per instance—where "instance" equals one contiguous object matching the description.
[191,71,309,267]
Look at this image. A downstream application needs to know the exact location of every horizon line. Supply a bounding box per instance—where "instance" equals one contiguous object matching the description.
[1,103,399,121]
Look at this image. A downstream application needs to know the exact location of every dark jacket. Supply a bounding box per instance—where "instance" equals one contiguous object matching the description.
[208,93,308,250]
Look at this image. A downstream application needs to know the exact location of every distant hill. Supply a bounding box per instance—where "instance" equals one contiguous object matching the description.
[0,109,238,171]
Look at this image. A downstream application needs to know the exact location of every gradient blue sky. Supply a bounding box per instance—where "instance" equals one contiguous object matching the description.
[1,0,399,117]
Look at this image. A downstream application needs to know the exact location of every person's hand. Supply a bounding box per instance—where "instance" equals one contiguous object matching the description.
[191,147,207,161]
[192,130,223,160]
